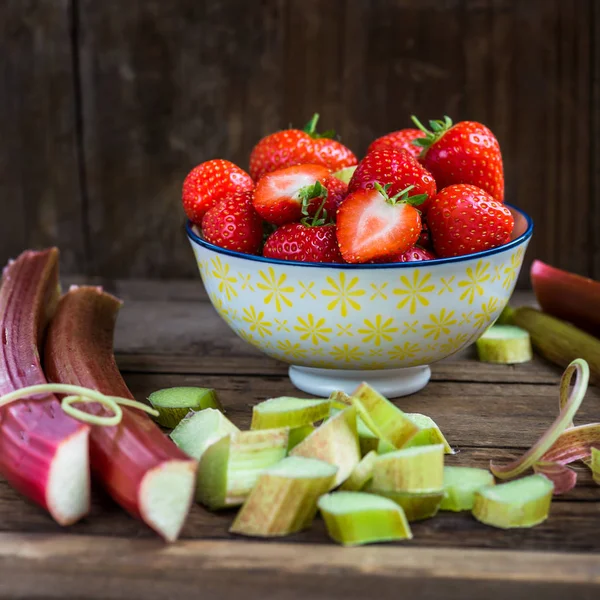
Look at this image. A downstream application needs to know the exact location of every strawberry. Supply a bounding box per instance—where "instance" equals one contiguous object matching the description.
[249,113,357,181]
[366,128,425,159]
[316,174,348,220]
[201,192,263,254]
[426,184,514,258]
[412,116,504,201]
[336,183,425,264]
[252,164,335,225]
[417,221,433,250]
[263,199,344,263]
[348,149,436,214]
[182,159,254,224]
[391,245,436,262]
[369,245,436,264]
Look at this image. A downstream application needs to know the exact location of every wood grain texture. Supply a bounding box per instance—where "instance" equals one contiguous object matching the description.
[2,0,597,282]
[0,534,598,600]
[0,0,86,272]
[77,0,286,278]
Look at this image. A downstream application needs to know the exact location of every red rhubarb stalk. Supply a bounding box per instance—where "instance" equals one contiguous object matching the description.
[44,286,197,542]
[531,260,600,338]
[0,249,91,525]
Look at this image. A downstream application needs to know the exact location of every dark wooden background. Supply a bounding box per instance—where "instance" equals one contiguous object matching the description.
[1,0,598,285]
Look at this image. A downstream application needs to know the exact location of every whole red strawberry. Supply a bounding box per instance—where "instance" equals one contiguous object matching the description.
[426,184,514,258]
[253,164,340,225]
[201,192,263,254]
[366,128,425,159]
[370,245,436,264]
[316,174,348,220]
[412,116,504,202]
[417,221,433,250]
[249,113,357,181]
[182,159,254,225]
[348,149,436,213]
[336,183,425,263]
[263,200,344,263]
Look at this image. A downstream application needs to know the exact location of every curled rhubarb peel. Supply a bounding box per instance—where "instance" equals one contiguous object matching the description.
[490,359,589,480]
[0,249,91,526]
[0,383,158,427]
[532,462,577,495]
[44,287,197,542]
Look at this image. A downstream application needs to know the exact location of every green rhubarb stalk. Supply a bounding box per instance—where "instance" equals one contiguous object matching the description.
[230,457,338,537]
[476,325,532,364]
[328,393,382,456]
[404,413,454,454]
[339,451,378,491]
[287,424,316,452]
[440,466,495,511]
[510,307,600,384]
[318,491,413,546]
[472,474,554,529]
[251,397,330,430]
[170,408,239,460]
[350,383,419,449]
[367,488,444,521]
[372,444,444,492]
[592,448,600,485]
[332,166,357,184]
[149,387,222,428]
[290,406,360,487]
[196,428,289,509]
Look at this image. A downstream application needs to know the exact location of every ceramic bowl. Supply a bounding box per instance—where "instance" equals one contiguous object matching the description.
[187,205,533,397]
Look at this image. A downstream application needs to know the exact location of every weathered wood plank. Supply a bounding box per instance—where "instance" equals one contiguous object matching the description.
[0,0,86,272]
[0,534,598,600]
[77,0,287,278]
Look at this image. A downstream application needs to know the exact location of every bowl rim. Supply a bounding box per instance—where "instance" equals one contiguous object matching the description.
[186,203,533,270]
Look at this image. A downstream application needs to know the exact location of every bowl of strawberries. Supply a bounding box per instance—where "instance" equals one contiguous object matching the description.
[184,114,533,397]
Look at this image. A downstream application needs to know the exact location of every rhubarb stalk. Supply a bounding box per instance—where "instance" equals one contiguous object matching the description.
[0,249,91,525]
[44,286,197,542]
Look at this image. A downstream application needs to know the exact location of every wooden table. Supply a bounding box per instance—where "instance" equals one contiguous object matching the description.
[0,280,598,599]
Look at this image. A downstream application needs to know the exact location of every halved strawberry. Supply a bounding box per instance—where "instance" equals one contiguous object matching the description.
[411,116,504,202]
[366,128,425,159]
[426,184,514,257]
[201,192,263,254]
[182,159,254,224]
[336,184,425,264]
[252,164,333,225]
[250,114,357,181]
[348,149,436,214]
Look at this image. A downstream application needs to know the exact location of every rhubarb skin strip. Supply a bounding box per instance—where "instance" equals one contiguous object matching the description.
[44,287,197,542]
[0,249,91,525]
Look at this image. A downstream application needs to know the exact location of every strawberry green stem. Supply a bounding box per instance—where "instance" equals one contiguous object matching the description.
[373,182,427,207]
[410,115,453,150]
[303,113,320,135]
[302,113,335,139]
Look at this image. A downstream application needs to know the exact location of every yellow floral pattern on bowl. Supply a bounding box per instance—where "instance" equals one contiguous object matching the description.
[190,240,530,371]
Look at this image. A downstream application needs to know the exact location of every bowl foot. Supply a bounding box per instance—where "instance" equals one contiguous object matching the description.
[288,365,431,398]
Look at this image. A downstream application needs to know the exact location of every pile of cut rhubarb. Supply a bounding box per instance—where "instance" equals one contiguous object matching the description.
[155,357,598,545]
[182,114,514,264]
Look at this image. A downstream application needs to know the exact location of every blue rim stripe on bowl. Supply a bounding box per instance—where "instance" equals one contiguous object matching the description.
[186,203,533,269]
